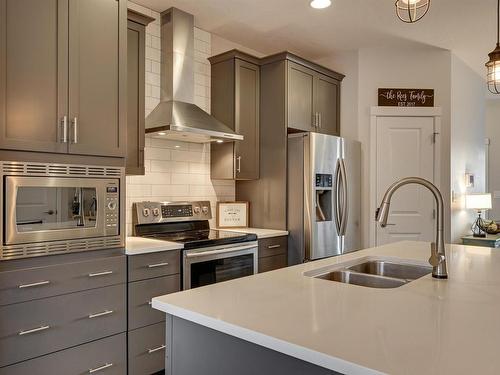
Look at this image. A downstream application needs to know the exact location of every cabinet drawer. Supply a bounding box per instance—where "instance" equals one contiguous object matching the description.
[0,284,126,367]
[0,254,126,306]
[258,236,288,258]
[128,274,180,330]
[128,322,166,375]
[259,254,287,273]
[0,333,126,375]
[128,250,180,282]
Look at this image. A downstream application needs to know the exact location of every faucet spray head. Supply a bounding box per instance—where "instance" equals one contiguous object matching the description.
[376,202,390,227]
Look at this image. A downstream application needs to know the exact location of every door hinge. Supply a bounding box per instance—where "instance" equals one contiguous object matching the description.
[432,132,440,143]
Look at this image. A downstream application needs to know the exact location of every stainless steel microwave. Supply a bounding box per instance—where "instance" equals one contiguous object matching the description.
[0,162,124,260]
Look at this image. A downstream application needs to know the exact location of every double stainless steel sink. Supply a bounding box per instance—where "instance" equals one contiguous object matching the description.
[306,258,432,289]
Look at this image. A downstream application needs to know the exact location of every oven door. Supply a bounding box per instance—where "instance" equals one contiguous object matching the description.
[4,176,118,245]
[183,242,258,290]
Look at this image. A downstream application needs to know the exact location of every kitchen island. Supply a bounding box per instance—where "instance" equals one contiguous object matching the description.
[152,241,500,374]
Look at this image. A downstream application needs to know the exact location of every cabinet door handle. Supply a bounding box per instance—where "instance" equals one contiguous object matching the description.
[267,244,281,249]
[236,156,242,173]
[88,270,113,277]
[318,113,322,128]
[19,280,51,289]
[88,310,113,319]
[59,116,68,143]
[148,345,166,354]
[88,363,113,373]
[312,113,317,127]
[147,262,169,268]
[19,325,50,336]
[71,117,78,144]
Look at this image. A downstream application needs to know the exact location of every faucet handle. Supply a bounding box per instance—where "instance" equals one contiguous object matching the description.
[429,242,444,267]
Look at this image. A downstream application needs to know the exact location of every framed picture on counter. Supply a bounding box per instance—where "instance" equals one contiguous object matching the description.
[216,201,249,228]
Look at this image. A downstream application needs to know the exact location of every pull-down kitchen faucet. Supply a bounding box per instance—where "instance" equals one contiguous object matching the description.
[376,177,448,279]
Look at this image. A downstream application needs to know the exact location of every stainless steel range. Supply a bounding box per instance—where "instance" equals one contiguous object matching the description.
[133,201,258,289]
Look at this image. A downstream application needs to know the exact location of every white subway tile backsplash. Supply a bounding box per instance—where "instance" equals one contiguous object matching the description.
[126,3,234,235]
[151,160,190,174]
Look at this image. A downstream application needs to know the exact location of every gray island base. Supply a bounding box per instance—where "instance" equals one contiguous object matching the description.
[165,315,340,375]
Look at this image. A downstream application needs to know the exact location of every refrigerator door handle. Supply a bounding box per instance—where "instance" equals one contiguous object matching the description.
[334,159,342,233]
[339,159,349,236]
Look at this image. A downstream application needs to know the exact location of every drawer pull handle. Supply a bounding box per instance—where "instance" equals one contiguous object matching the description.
[88,271,113,277]
[19,280,50,289]
[19,325,50,336]
[148,345,166,354]
[88,310,114,319]
[267,244,281,249]
[89,363,113,373]
[147,262,169,268]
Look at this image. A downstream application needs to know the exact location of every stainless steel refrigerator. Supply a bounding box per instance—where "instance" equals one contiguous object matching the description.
[287,133,361,265]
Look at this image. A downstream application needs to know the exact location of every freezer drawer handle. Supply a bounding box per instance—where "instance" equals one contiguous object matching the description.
[19,325,50,336]
[147,262,169,268]
[267,244,281,249]
[88,310,114,319]
[88,270,113,277]
[148,345,166,354]
[88,363,113,373]
[18,280,51,289]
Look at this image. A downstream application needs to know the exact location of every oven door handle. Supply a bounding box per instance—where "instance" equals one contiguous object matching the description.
[185,243,257,258]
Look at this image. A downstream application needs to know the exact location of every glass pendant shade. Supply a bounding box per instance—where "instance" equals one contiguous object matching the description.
[486,45,500,94]
[487,0,500,94]
[395,0,430,23]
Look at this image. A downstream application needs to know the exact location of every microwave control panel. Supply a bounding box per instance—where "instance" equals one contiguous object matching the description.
[105,183,119,234]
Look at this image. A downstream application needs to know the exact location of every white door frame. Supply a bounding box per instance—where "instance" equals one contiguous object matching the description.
[369,106,442,247]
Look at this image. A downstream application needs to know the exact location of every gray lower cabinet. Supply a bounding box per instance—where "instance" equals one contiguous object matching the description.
[0,253,126,306]
[210,50,260,180]
[128,274,180,330]
[0,250,127,372]
[128,322,166,375]
[127,10,154,175]
[0,333,126,375]
[127,250,182,374]
[0,0,126,158]
[258,236,288,273]
[0,283,126,367]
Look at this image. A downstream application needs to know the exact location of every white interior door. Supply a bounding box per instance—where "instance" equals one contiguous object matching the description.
[375,116,436,245]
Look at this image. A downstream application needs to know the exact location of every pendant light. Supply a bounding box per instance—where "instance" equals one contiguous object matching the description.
[486,0,500,94]
[395,0,430,24]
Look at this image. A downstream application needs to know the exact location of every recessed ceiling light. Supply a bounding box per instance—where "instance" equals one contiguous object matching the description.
[310,0,331,9]
[175,145,181,148]
[157,132,166,136]
[216,140,223,143]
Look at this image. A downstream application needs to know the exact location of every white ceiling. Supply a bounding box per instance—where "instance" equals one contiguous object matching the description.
[133,0,496,76]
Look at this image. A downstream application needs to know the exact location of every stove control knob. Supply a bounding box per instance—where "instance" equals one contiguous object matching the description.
[142,208,151,217]
[152,208,161,217]
[202,206,209,214]
[194,206,201,214]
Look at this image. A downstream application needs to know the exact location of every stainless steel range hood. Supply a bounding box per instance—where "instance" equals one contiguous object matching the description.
[145,8,243,143]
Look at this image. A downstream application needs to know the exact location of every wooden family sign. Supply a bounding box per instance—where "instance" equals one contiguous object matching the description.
[378,88,434,107]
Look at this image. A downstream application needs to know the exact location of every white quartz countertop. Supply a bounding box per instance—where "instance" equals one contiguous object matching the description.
[125,236,183,255]
[152,241,500,374]
[215,227,288,239]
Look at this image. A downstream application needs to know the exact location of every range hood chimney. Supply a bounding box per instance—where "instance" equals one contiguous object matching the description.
[145,7,243,143]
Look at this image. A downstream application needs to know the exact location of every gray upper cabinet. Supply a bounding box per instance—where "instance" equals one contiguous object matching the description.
[0,0,126,157]
[315,73,340,136]
[209,51,260,180]
[68,0,126,157]
[126,10,154,175]
[0,0,68,154]
[287,63,316,132]
[284,56,343,136]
